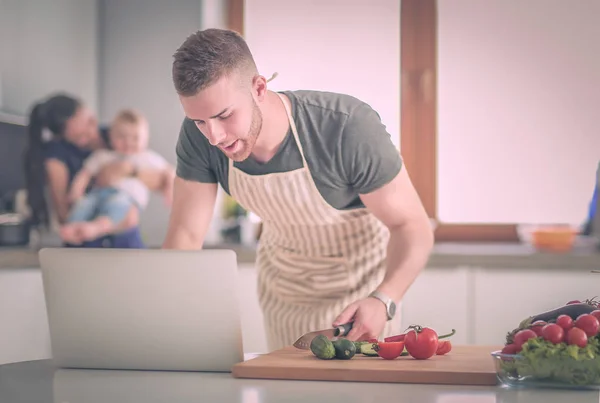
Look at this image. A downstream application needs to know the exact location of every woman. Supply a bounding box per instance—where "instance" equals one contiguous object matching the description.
[24,93,167,248]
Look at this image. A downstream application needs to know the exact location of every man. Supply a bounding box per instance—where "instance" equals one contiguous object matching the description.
[163,28,434,351]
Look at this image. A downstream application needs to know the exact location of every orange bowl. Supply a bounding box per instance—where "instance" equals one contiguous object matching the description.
[531,226,578,252]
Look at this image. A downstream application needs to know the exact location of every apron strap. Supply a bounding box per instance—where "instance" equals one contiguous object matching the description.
[275,92,309,168]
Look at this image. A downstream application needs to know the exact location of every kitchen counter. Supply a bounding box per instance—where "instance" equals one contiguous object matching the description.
[2,240,599,270]
[1,358,599,403]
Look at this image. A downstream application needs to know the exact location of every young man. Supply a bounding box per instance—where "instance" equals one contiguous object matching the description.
[163,28,434,351]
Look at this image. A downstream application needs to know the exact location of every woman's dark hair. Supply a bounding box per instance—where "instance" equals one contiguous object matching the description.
[24,94,81,228]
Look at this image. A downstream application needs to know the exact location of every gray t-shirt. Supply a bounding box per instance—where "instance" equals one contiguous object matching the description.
[175,90,403,211]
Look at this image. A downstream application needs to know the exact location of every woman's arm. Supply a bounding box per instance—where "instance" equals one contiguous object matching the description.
[44,159,71,224]
[69,169,92,202]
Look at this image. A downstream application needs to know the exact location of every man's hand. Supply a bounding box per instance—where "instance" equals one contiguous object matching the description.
[95,161,133,188]
[162,177,218,250]
[332,297,388,341]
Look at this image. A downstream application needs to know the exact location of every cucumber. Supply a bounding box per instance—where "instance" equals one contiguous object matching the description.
[353,341,367,351]
[360,342,379,357]
[333,338,357,360]
[310,335,335,360]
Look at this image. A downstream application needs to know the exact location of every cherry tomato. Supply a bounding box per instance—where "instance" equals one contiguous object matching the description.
[374,342,404,360]
[530,321,546,336]
[513,329,537,348]
[436,340,452,355]
[567,300,581,305]
[575,314,600,337]
[590,310,600,321]
[566,327,588,347]
[541,323,564,344]
[556,315,574,330]
[405,327,439,360]
[501,343,520,355]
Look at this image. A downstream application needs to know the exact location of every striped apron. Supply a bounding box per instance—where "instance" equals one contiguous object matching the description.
[228,93,402,351]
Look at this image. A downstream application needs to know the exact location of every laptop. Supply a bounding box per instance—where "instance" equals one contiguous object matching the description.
[38,248,244,372]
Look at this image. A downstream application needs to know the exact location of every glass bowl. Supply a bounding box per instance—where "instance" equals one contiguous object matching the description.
[491,350,600,390]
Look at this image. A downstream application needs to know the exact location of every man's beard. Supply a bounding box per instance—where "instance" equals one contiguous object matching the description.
[228,100,263,162]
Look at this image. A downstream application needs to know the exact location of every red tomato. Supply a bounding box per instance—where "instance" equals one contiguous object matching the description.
[513,329,537,348]
[556,315,574,330]
[590,310,600,321]
[567,300,581,305]
[374,342,405,360]
[530,321,546,337]
[501,343,520,355]
[436,340,452,355]
[575,314,600,337]
[566,327,588,347]
[405,327,439,360]
[541,323,564,344]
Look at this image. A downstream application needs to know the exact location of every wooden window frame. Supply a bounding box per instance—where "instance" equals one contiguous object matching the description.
[231,0,518,243]
[401,0,519,243]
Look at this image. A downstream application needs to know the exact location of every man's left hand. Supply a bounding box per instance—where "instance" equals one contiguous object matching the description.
[332,297,388,341]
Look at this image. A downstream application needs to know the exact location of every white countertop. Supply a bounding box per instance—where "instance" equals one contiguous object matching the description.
[1,359,599,403]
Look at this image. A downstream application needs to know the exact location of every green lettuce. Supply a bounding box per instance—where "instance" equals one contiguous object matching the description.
[500,336,600,386]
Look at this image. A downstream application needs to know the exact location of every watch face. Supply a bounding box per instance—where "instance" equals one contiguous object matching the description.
[389,303,396,318]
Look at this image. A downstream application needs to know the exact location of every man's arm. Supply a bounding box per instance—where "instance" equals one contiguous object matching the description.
[360,166,434,303]
[162,177,218,249]
[331,101,434,340]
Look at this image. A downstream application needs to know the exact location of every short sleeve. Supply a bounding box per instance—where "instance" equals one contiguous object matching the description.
[175,119,217,183]
[341,103,403,194]
[43,141,69,164]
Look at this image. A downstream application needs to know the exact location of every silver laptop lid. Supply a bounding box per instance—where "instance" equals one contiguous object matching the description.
[39,248,244,372]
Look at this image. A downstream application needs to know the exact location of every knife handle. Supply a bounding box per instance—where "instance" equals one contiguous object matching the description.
[333,322,353,337]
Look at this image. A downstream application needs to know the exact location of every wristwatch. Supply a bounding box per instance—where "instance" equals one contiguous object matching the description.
[369,290,396,321]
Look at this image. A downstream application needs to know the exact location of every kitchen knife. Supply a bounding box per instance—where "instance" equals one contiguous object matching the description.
[292,322,353,350]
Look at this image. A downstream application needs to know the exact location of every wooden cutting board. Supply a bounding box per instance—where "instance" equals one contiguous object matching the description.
[232,345,502,385]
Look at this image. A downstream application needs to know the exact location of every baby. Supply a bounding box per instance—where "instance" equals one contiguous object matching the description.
[60,109,174,244]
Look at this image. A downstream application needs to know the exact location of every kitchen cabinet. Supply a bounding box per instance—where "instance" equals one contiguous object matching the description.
[472,267,600,345]
[236,264,268,354]
[1,246,598,362]
[0,268,51,365]
[399,267,471,345]
[236,263,600,352]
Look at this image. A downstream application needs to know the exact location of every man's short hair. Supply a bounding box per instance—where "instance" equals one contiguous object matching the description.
[172,28,258,97]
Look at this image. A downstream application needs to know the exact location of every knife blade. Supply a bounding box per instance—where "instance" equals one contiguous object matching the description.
[292,322,354,350]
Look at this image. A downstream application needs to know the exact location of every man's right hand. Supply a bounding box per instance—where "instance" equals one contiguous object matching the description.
[162,177,218,250]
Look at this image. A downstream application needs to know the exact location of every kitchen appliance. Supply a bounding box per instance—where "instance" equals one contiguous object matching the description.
[232,345,500,386]
[0,115,30,246]
[0,191,30,246]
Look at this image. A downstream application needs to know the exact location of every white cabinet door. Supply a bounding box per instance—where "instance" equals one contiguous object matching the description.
[399,267,471,345]
[0,269,51,365]
[473,267,600,346]
[236,264,268,353]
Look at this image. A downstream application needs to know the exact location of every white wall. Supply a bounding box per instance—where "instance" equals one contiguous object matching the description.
[98,0,203,247]
[0,0,98,115]
[244,0,400,148]
[437,0,600,225]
